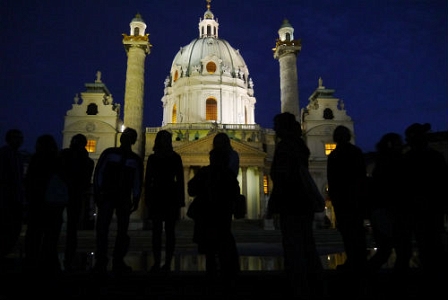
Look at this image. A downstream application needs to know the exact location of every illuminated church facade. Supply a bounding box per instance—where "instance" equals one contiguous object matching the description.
[62,2,355,227]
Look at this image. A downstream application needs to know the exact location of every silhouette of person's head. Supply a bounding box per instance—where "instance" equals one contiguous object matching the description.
[35,134,58,155]
[153,130,173,154]
[273,112,300,139]
[5,129,24,150]
[120,127,138,147]
[376,132,403,153]
[333,125,351,144]
[405,122,430,149]
[70,134,88,151]
[213,132,232,151]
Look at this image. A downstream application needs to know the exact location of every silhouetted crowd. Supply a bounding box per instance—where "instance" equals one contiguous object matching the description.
[1,118,447,299]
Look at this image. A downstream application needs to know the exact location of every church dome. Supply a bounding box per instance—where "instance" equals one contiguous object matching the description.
[161,3,256,126]
[170,37,249,80]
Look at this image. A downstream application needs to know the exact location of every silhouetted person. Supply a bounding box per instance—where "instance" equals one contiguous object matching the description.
[24,134,65,275]
[327,125,368,288]
[212,132,240,176]
[0,129,25,270]
[92,128,143,274]
[266,112,324,299]
[145,130,185,272]
[367,132,407,272]
[402,123,448,294]
[188,144,241,289]
[59,134,94,271]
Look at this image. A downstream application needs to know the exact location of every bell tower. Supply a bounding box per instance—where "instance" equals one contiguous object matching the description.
[122,13,152,156]
[273,19,302,121]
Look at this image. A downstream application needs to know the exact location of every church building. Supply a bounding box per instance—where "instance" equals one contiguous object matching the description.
[62,1,355,227]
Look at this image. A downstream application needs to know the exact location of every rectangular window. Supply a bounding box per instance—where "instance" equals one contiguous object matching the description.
[263,175,269,195]
[325,143,336,156]
[86,139,96,153]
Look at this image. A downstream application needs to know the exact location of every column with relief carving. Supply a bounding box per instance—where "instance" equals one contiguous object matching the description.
[123,13,152,157]
[273,19,302,122]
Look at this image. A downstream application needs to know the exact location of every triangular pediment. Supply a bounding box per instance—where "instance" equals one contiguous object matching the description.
[174,132,266,167]
[174,134,216,154]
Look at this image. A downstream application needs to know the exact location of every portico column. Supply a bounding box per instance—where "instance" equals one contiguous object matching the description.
[258,167,264,219]
[181,166,191,219]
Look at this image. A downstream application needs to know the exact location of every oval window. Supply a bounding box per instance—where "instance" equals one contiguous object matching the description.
[206,62,216,74]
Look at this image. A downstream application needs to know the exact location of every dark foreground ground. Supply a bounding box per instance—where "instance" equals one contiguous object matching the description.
[1,259,438,300]
[0,220,443,299]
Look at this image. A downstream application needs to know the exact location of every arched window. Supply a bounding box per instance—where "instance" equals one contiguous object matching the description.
[323,108,334,120]
[172,104,177,123]
[86,103,98,115]
[173,70,179,82]
[133,27,140,36]
[286,32,291,41]
[206,98,217,121]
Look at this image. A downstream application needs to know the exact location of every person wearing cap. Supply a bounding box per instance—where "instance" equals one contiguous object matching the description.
[92,127,144,274]
[402,123,448,292]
